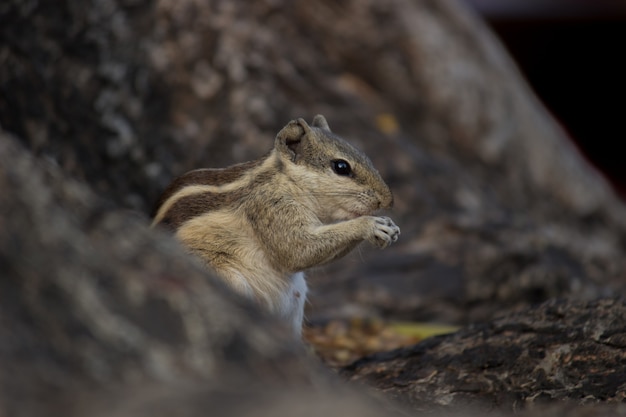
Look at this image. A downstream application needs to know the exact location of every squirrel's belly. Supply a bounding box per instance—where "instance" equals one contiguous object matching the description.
[277,272,307,336]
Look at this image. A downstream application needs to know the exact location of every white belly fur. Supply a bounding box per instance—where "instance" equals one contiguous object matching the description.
[276,272,307,336]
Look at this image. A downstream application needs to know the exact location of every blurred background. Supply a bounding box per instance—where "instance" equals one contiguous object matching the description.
[463,0,626,198]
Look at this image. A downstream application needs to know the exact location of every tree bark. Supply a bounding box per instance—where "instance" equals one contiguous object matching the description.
[2,0,626,416]
[343,298,626,413]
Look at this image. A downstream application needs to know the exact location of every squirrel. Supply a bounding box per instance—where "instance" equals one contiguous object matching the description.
[151,115,400,336]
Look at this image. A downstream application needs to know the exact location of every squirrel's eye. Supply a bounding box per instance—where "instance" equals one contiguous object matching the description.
[332,159,352,176]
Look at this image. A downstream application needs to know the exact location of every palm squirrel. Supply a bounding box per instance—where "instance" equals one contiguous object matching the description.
[151,115,400,336]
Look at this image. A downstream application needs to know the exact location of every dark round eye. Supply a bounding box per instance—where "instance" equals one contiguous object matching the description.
[331,159,352,176]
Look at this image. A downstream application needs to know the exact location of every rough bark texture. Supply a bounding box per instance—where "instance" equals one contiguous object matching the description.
[343,298,626,413]
[2,0,626,416]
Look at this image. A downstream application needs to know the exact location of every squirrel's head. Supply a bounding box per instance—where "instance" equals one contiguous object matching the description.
[274,115,393,223]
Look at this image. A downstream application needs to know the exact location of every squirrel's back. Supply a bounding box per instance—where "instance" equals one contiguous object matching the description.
[152,157,270,229]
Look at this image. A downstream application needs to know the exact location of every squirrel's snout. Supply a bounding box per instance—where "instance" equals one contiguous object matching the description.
[378,187,394,210]
[381,195,394,210]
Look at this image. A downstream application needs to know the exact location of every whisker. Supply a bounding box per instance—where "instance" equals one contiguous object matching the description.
[357,244,365,263]
[289,191,363,197]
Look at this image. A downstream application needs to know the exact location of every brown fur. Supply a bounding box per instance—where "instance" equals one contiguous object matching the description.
[151,159,264,218]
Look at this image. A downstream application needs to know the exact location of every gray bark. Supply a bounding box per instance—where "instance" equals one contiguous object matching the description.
[343,298,626,413]
[2,0,626,415]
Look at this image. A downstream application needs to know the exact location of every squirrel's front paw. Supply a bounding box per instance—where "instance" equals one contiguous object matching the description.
[369,216,400,249]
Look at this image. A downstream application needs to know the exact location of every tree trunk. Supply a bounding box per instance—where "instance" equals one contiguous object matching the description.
[1,0,626,416]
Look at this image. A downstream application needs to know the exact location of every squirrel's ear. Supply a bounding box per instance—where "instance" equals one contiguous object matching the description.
[312,114,331,131]
[275,118,311,161]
